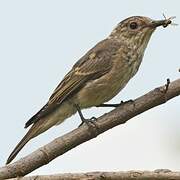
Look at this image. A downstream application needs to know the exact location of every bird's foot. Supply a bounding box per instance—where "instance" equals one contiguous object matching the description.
[79,116,97,127]
[74,103,99,135]
[97,99,134,108]
[79,116,99,135]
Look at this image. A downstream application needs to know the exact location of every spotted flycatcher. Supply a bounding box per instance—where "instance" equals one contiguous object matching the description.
[6,16,173,164]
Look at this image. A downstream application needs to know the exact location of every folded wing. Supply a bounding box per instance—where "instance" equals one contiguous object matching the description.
[25,39,121,128]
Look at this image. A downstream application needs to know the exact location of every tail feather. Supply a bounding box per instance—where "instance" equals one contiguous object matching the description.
[6,103,68,164]
[6,126,38,164]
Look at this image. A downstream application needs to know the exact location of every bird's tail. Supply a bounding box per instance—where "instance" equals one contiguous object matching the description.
[6,101,74,164]
[6,124,40,164]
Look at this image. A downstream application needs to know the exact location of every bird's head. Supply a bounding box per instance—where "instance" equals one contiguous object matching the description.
[109,16,173,50]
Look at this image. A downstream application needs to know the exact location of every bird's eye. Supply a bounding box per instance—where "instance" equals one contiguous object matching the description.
[129,22,138,30]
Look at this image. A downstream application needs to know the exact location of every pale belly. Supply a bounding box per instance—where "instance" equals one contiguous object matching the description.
[74,66,133,109]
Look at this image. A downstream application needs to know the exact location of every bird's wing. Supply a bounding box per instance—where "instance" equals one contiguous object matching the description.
[25,39,121,128]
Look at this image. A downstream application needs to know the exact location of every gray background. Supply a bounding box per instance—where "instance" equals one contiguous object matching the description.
[0,0,179,175]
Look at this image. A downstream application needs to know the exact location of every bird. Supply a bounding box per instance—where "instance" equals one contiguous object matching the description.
[6,16,172,164]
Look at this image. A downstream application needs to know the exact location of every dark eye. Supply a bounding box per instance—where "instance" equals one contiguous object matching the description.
[129,22,138,29]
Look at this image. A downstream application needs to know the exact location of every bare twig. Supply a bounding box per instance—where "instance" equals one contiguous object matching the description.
[0,78,180,179]
[165,78,170,93]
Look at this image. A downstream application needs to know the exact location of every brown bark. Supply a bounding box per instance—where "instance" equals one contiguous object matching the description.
[0,78,180,179]
[7,169,180,180]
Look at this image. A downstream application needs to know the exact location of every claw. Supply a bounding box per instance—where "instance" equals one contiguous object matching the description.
[80,116,97,127]
[79,117,99,135]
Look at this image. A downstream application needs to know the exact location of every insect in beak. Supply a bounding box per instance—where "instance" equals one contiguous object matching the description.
[148,15,177,28]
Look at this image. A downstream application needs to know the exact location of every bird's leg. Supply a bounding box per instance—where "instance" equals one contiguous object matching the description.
[96,103,121,107]
[74,104,98,130]
[97,100,134,108]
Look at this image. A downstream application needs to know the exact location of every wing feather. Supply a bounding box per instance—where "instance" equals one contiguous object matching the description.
[25,39,121,128]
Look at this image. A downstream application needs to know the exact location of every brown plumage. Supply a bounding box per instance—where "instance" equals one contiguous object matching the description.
[6,16,172,164]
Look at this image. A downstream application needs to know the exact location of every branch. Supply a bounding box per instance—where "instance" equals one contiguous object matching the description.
[7,169,180,180]
[0,78,180,179]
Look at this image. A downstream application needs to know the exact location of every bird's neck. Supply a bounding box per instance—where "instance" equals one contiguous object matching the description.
[108,36,146,58]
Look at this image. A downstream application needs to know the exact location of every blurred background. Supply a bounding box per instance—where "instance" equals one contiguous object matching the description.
[0,0,179,175]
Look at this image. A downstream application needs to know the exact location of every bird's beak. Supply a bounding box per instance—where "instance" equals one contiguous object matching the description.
[149,19,172,28]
